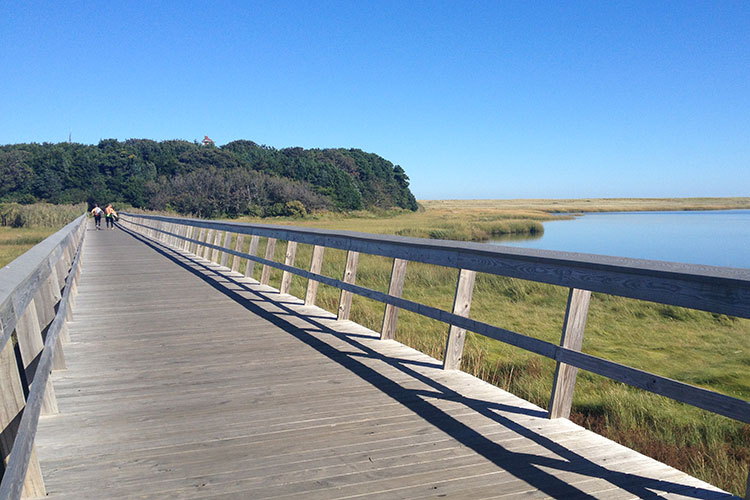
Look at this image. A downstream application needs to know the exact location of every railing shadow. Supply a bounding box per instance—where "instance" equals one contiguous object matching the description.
[118,225,735,500]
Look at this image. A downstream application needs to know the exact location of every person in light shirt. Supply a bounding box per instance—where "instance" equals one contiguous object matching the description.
[91,204,103,230]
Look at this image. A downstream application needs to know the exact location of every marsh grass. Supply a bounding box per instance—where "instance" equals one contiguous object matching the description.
[215,203,750,495]
[233,206,560,242]
[0,227,58,268]
[421,197,750,214]
[0,202,86,228]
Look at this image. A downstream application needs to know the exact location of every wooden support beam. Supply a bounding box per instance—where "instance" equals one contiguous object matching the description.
[443,269,477,370]
[305,245,325,306]
[220,232,233,268]
[231,234,245,272]
[280,241,298,295]
[381,258,408,340]
[202,229,214,259]
[0,335,46,498]
[34,276,56,336]
[210,230,223,263]
[260,238,277,285]
[549,288,591,419]
[337,251,359,321]
[244,235,260,279]
[194,227,205,255]
[14,300,58,415]
[183,225,193,252]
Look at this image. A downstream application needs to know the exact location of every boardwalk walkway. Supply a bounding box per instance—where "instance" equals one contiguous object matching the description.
[33,222,735,499]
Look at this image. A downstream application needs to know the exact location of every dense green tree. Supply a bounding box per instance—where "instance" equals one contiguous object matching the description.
[0,138,418,216]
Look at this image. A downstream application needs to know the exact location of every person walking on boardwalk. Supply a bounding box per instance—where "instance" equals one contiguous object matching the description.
[105,204,118,230]
[91,204,103,230]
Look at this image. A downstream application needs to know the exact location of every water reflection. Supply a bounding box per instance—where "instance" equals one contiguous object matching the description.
[488,210,750,268]
[490,231,544,244]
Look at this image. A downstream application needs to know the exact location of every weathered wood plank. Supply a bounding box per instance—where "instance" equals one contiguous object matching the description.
[443,269,476,370]
[220,232,233,268]
[337,250,359,321]
[381,258,407,340]
[210,230,224,263]
[231,234,245,272]
[14,299,58,415]
[304,245,325,306]
[244,235,260,279]
[260,238,277,285]
[280,241,297,295]
[549,288,591,419]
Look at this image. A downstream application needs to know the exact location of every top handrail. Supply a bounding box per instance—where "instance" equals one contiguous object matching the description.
[122,213,750,319]
[0,214,87,351]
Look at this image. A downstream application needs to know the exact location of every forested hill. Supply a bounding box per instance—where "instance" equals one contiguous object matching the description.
[0,139,418,217]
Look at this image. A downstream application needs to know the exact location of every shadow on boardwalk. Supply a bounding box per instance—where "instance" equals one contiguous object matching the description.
[118,224,734,500]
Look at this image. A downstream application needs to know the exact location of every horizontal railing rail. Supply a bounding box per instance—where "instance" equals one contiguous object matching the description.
[121,214,750,317]
[119,213,750,429]
[0,214,86,499]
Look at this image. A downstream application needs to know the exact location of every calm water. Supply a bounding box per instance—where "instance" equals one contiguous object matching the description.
[491,210,750,268]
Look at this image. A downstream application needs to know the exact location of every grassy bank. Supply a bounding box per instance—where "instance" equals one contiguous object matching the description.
[0,202,86,228]
[0,203,86,268]
[235,206,557,242]
[0,227,57,268]
[421,197,750,214]
[220,200,749,495]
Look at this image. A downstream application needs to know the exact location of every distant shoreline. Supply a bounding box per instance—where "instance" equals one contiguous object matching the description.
[419,197,750,214]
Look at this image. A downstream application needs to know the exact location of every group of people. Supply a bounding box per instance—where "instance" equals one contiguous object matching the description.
[91,204,118,230]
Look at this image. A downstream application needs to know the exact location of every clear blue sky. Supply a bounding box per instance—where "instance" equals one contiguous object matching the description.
[2,1,748,200]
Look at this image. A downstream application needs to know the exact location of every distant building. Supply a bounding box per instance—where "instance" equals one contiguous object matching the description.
[202,135,214,146]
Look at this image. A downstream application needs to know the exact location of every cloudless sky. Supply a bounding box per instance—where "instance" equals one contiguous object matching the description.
[2,1,748,199]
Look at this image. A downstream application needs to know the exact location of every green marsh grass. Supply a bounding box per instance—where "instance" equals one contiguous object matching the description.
[0,202,86,229]
[0,227,58,268]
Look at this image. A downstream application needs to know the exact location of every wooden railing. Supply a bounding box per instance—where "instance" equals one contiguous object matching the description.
[121,213,750,497]
[0,215,86,499]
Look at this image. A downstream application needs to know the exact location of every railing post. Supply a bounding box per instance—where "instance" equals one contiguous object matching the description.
[304,245,325,306]
[210,230,223,263]
[337,251,359,321]
[549,288,591,419]
[220,232,233,268]
[280,241,298,295]
[177,224,186,248]
[0,324,46,498]
[14,300,59,415]
[745,465,749,500]
[443,269,477,370]
[183,225,193,252]
[381,258,408,340]
[194,227,205,255]
[231,234,245,272]
[165,223,174,246]
[260,238,277,285]
[50,275,66,371]
[202,229,214,259]
[34,274,66,371]
[245,235,260,279]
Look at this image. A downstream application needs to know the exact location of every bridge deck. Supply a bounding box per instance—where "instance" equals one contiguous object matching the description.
[34,222,734,499]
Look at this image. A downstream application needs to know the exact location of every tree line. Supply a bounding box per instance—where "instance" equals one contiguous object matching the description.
[0,139,419,218]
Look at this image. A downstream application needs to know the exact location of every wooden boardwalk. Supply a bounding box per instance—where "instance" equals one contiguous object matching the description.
[33,222,736,499]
